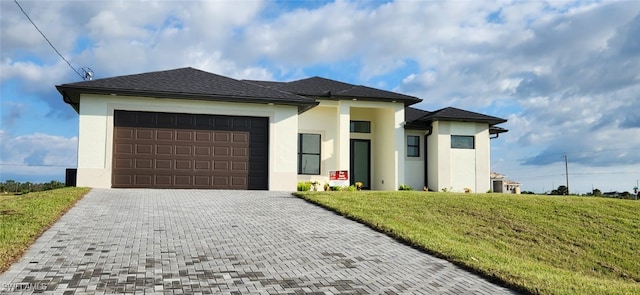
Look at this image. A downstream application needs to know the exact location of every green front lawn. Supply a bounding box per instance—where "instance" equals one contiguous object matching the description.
[0,187,90,274]
[296,191,640,295]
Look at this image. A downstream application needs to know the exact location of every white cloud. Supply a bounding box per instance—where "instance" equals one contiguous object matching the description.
[0,130,78,180]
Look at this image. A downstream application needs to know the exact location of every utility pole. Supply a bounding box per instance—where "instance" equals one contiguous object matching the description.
[564,153,569,195]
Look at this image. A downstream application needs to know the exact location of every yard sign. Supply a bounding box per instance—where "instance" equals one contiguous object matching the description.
[329,170,349,187]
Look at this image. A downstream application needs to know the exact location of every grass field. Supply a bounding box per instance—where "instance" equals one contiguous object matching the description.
[0,187,90,274]
[296,191,640,295]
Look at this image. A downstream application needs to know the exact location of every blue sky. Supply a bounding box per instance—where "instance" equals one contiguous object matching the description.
[1,0,639,194]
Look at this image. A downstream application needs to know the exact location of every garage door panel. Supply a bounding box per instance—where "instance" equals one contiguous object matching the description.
[136,129,155,140]
[174,175,192,185]
[213,146,229,156]
[214,132,230,142]
[136,144,153,154]
[231,176,247,186]
[232,147,247,157]
[156,145,172,155]
[113,110,267,189]
[176,114,194,127]
[193,176,210,186]
[233,133,249,143]
[195,117,213,128]
[174,160,192,170]
[176,131,193,141]
[135,175,153,185]
[113,174,133,186]
[194,146,211,156]
[157,114,176,127]
[213,161,229,170]
[231,161,247,171]
[156,175,172,185]
[233,118,250,129]
[215,117,232,128]
[213,177,229,186]
[251,134,267,144]
[250,147,266,157]
[115,128,134,139]
[195,131,211,142]
[136,113,156,125]
[115,143,134,154]
[156,130,174,140]
[175,146,192,155]
[135,159,153,169]
[194,160,211,170]
[156,159,172,169]
[114,158,133,169]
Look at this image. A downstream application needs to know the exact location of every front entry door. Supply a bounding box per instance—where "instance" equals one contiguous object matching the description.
[350,139,371,189]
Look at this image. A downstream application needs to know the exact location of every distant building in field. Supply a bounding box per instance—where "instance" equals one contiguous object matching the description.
[491,172,521,194]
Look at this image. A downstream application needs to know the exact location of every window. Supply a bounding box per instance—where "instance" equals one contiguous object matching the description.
[350,121,371,133]
[451,135,475,149]
[407,135,420,157]
[298,133,321,175]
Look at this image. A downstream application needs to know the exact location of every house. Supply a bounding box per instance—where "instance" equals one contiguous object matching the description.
[57,67,507,192]
[490,172,521,194]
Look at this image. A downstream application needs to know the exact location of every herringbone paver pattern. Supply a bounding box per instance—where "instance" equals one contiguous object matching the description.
[0,189,516,294]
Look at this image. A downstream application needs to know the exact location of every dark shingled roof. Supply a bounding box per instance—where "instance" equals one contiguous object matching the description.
[243,80,286,89]
[57,67,317,113]
[245,76,422,105]
[404,106,507,130]
[424,107,507,125]
[405,106,432,122]
[57,67,507,132]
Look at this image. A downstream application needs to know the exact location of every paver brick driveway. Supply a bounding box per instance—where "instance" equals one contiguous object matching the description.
[0,189,516,294]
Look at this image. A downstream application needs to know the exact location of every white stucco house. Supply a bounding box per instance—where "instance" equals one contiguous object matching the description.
[57,67,507,192]
[491,172,521,194]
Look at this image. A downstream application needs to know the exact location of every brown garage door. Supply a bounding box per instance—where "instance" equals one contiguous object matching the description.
[112,110,268,190]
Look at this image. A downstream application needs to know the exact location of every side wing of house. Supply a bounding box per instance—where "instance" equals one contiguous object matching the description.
[403,107,508,193]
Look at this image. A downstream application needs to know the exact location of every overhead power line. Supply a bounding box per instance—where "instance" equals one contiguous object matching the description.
[13,0,93,80]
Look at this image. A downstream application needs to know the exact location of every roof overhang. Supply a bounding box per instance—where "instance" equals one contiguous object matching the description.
[309,95,422,106]
[56,85,319,114]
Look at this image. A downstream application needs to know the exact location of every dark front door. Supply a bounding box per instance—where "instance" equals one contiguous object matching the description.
[350,139,371,189]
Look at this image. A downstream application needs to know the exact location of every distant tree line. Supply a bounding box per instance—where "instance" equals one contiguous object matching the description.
[1,180,65,194]
[541,185,639,200]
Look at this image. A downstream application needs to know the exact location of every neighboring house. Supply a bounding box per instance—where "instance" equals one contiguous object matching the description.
[57,67,507,192]
[490,172,521,194]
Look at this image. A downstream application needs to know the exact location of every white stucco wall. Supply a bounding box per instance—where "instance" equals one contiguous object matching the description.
[404,130,427,191]
[76,94,299,191]
[427,121,491,193]
[297,105,338,183]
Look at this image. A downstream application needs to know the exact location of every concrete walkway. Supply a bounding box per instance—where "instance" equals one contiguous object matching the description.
[0,189,516,294]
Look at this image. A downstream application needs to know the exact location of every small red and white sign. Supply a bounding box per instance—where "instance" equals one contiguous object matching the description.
[329,170,349,187]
